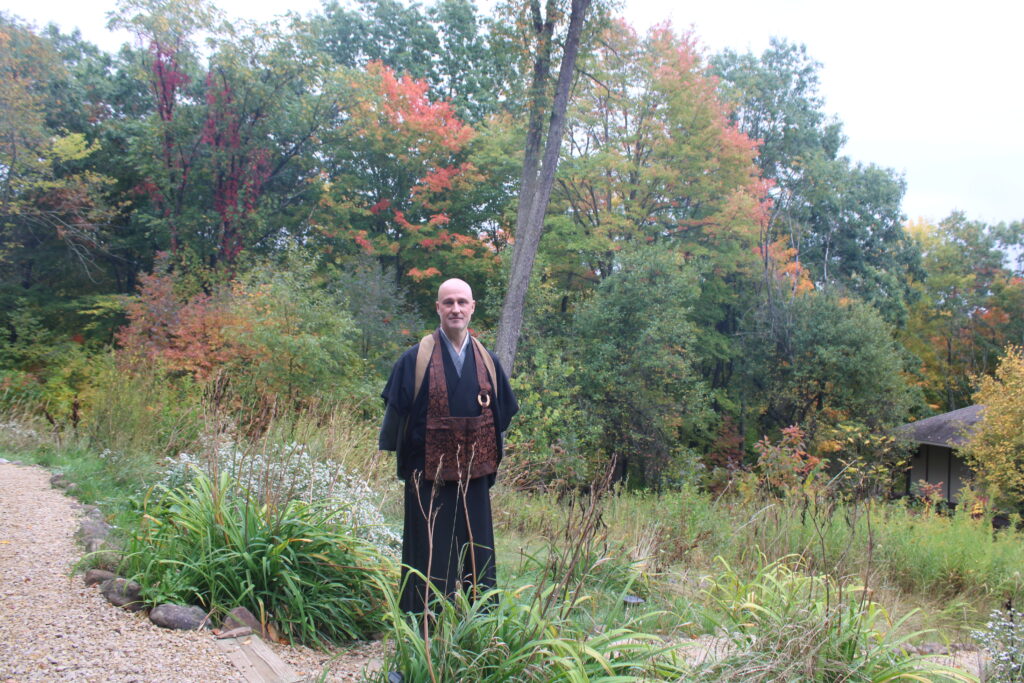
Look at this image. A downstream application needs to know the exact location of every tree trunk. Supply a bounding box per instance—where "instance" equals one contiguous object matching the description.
[495,0,592,373]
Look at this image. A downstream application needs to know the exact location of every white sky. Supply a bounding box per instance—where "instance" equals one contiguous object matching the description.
[4,0,1022,225]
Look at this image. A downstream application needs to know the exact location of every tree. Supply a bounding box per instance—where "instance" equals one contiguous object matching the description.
[736,291,918,440]
[0,15,122,366]
[962,346,1024,509]
[553,22,765,280]
[315,0,512,123]
[713,39,919,325]
[545,20,769,398]
[111,0,342,267]
[429,0,511,120]
[902,213,1024,410]
[312,61,499,309]
[568,246,712,485]
[317,0,441,82]
[0,16,116,291]
[495,0,593,372]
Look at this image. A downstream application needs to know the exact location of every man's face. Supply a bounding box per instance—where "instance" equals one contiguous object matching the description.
[436,280,475,338]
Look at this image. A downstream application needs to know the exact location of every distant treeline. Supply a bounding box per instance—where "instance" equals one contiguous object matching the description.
[1,0,1021,487]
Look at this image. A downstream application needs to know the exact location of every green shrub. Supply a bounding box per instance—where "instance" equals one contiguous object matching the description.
[504,347,604,489]
[121,471,392,646]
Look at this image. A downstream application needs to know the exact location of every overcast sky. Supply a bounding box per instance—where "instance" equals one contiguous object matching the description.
[5,0,1022,225]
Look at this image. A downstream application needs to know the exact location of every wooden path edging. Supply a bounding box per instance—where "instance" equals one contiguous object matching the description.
[214,634,306,683]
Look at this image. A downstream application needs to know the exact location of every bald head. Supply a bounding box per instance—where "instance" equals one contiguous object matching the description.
[436,278,476,343]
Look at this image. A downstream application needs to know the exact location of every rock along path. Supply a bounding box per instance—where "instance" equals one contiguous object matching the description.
[0,462,382,682]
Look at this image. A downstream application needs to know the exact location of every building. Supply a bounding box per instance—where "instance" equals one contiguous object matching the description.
[899,405,984,504]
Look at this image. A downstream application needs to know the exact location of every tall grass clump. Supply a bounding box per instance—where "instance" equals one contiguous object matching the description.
[159,406,400,553]
[874,504,1024,602]
[121,471,393,646]
[698,555,974,682]
[372,581,687,683]
[0,412,47,454]
[80,354,205,473]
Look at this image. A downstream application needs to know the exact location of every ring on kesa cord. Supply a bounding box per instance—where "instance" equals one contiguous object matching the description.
[477,392,491,408]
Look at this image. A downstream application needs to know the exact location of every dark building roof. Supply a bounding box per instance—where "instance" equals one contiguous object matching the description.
[898,405,985,448]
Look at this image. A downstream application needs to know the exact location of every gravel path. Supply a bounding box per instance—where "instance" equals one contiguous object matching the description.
[0,462,382,682]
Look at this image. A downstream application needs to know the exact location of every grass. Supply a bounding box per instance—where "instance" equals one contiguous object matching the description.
[494,485,1024,630]
[373,472,694,682]
[696,555,975,682]
[370,581,689,682]
[0,410,1002,678]
[120,471,393,646]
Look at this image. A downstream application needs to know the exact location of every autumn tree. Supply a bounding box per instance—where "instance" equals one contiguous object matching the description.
[962,346,1024,509]
[313,61,501,311]
[546,20,769,395]
[902,213,1024,410]
[713,39,919,325]
[111,0,342,268]
[0,15,123,380]
[553,22,765,279]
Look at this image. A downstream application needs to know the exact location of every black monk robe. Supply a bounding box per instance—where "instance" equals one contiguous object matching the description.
[379,332,518,614]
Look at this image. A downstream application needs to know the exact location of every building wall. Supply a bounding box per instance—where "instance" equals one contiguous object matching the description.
[909,444,970,503]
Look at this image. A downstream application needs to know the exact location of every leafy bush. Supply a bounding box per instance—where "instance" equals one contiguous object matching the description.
[736,292,919,441]
[121,471,392,646]
[0,301,98,421]
[568,246,713,487]
[504,347,603,489]
[115,254,369,412]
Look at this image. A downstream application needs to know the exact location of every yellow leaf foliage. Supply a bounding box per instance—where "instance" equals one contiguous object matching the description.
[962,346,1024,508]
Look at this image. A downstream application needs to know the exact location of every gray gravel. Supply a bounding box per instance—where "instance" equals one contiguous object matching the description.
[0,461,383,682]
[0,462,245,681]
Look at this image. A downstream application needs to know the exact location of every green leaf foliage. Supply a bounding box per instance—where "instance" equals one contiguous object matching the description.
[121,471,392,646]
[568,246,712,486]
[737,291,919,440]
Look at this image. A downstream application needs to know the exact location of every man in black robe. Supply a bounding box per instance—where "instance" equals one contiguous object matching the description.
[379,278,518,614]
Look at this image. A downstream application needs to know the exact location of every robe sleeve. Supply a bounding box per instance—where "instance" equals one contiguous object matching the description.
[489,351,519,433]
[378,344,419,452]
[381,345,419,414]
